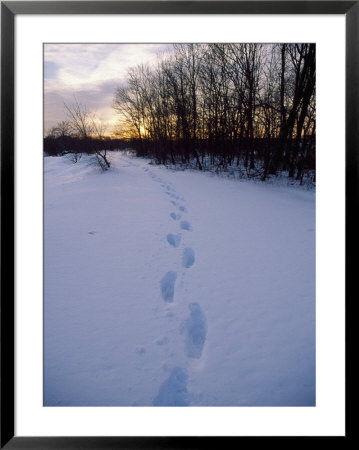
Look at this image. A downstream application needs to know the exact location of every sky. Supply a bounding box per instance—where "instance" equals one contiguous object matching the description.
[44,43,172,136]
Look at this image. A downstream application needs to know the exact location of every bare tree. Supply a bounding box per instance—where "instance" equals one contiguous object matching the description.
[47,120,72,139]
[64,97,95,138]
[64,97,111,170]
[92,117,111,170]
[112,43,315,182]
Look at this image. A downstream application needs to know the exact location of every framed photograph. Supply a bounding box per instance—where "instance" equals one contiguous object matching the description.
[1,1,354,447]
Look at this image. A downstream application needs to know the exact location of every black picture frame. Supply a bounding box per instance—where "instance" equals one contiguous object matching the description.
[1,1,355,447]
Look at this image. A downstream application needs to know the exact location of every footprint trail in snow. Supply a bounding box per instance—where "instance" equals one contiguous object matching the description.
[143,164,207,404]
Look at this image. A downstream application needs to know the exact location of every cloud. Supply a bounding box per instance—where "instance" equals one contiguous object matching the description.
[44,43,172,133]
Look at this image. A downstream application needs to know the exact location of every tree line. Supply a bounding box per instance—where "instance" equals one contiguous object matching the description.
[44,43,315,182]
[44,99,124,170]
[113,43,315,182]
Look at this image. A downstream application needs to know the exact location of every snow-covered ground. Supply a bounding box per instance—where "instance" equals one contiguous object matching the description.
[44,152,315,407]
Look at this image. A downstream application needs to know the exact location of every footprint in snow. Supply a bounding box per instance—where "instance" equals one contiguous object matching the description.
[178,205,187,213]
[182,248,195,268]
[180,220,192,231]
[170,212,181,221]
[167,233,182,248]
[88,231,98,235]
[160,271,177,303]
[152,367,189,406]
[183,303,207,359]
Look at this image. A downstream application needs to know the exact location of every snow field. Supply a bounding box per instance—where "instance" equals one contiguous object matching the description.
[44,152,315,406]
